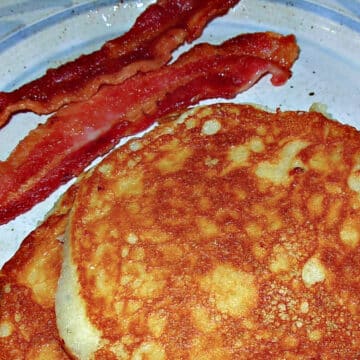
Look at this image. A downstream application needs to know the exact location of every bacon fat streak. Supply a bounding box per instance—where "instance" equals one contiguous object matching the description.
[0,32,299,225]
[0,0,240,127]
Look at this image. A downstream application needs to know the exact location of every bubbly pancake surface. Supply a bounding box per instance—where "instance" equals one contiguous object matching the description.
[58,104,360,359]
[0,186,77,360]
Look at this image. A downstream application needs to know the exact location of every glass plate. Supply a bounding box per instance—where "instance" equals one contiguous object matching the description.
[0,0,359,267]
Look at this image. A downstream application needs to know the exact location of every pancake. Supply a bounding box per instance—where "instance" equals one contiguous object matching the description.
[56,103,360,359]
[0,185,77,359]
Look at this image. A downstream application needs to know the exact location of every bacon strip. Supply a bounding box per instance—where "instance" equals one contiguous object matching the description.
[0,32,299,224]
[0,0,240,128]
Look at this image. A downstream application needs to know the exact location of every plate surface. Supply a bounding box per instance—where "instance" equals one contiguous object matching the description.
[0,0,360,267]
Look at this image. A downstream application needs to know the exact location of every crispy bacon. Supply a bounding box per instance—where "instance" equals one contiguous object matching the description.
[0,0,240,128]
[0,32,299,224]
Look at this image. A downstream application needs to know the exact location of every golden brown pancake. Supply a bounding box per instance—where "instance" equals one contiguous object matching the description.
[57,103,360,359]
[0,186,77,360]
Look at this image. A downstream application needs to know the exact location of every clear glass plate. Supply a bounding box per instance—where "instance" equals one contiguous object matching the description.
[0,0,359,267]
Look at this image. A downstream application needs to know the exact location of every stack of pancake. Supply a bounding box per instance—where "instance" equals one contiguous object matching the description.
[1,103,359,359]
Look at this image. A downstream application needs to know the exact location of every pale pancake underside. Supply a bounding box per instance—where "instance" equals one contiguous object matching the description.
[56,104,360,359]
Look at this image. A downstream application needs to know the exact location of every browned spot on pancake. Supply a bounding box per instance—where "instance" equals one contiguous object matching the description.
[121,261,167,299]
[147,311,167,338]
[340,218,360,249]
[255,140,309,186]
[156,140,193,174]
[191,305,217,333]
[132,341,166,359]
[199,264,257,317]
[269,245,294,274]
[348,159,360,197]
[301,256,327,287]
